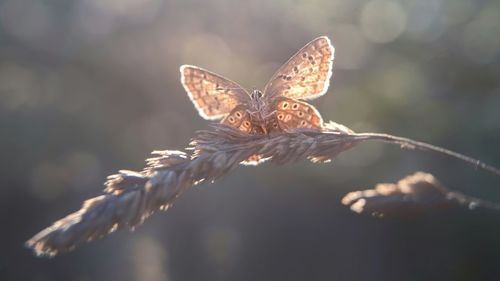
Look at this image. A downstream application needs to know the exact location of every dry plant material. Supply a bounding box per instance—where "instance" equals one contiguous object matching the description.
[25,121,500,257]
[26,122,355,257]
[342,172,500,217]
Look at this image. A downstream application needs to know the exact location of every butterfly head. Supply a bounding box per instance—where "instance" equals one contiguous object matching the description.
[248,89,267,119]
[246,89,276,133]
[250,89,263,100]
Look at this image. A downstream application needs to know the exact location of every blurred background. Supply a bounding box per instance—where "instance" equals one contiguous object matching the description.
[1,0,500,280]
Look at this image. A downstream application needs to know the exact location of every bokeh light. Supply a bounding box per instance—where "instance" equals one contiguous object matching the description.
[360,0,407,43]
[2,0,500,280]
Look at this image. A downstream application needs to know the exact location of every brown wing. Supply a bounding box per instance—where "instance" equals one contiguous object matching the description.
[180,65,250,120]
[221,105,270,165]
[274,97,323,132]
[221,105,257,133]
[263,36,334,100]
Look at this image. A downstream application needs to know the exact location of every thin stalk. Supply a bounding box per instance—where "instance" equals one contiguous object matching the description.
[353,132,500,178]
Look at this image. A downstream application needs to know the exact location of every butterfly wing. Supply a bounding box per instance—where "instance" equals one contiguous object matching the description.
[220,105,270,165]
[180,65,250,120]
[263,36,334,100]
[221,105,257,133]
[274,97,323,131]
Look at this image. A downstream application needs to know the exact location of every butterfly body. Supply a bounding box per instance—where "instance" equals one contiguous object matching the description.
[180,36,334,134]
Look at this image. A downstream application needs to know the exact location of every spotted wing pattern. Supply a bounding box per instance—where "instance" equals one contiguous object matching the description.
[180,65,250,120]
[274,97,323,132]
[263,36,334,101]
[221,105,256,133]
[221,105,268,165]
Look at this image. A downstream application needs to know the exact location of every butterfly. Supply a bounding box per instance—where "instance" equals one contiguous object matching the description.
[180,36,334,134]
